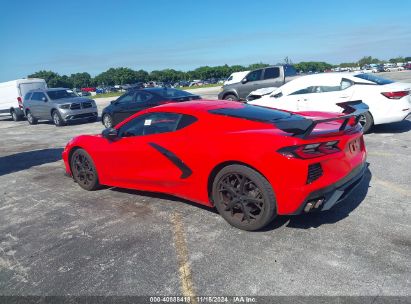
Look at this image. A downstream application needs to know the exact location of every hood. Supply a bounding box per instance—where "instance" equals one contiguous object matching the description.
[51,97,93,105]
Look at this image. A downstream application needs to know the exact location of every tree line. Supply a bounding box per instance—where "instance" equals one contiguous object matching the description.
[28,56,411,88]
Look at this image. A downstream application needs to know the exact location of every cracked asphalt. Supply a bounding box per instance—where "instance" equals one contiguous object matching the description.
[0,81,410,297]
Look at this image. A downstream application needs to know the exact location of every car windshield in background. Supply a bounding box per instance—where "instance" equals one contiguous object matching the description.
[284,65,297,76]
[153,88,195,98]
[47,90,77,100]
[354,73,394,85]
[209,104,302,123]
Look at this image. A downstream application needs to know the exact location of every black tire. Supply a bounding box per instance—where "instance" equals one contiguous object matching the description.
[52,110,65,127]
[70,149,100,191]
[11,110,22,121]
[102,114,113,128]
[212,164,277,231]
[223,94,239,101]
[26,110,38,125]
[358,111,373,133]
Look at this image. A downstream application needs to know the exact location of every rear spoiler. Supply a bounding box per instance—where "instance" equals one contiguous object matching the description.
[275,101,369,139]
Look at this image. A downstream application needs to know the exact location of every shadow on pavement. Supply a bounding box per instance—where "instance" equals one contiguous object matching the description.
[0,148,63,176]
[371,120,411,134]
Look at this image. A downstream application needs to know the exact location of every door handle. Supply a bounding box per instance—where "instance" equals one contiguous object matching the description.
[339,96,349,98]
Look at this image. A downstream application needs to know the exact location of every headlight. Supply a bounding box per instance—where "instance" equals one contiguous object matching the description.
[219,87,224,92]
[91,100,96,107]
[59,104,70,109]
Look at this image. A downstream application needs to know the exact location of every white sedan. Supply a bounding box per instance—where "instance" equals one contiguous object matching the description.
[248,73,411,132]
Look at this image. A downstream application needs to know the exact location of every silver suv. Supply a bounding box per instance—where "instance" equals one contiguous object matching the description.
[23,88,98,126]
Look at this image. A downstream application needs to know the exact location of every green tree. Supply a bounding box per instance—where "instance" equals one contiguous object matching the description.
[70,72,91,88]
[357,56,381,66]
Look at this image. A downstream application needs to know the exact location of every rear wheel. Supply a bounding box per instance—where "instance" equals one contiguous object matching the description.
[11,110,21,121]
[358,111,373,133]
[212,164,277,231]
[70,149,100,191]
[223,94,238,101]
[26,110,37,125]
[52,110,65,127]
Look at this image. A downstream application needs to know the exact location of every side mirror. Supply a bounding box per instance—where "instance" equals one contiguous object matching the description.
[241,78,248,84]
[42,97,47,102]
[102,128,118,140]
[110,100,116,105]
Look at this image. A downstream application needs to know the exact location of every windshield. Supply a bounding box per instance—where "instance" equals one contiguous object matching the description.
[354,73,394,85]
[47,90,77,100]
[154,88,195,98]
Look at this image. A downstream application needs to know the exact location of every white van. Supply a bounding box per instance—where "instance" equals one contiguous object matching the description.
[224,71,250,86]
[0,78,47,121]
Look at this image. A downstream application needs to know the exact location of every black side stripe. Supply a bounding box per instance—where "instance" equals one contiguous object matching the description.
[148,143,192,179]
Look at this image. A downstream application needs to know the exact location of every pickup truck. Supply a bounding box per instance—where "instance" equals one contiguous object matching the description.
[218,65,299,101]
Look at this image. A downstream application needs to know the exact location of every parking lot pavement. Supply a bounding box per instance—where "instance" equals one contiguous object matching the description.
[0,77,410,297]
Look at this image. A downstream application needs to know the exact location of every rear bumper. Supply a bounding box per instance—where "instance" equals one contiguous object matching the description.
[290,162,366,215]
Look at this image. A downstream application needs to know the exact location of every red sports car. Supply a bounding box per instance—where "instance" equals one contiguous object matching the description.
[62,100,368,231]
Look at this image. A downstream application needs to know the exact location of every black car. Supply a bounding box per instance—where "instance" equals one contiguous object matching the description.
[101,88,201,128]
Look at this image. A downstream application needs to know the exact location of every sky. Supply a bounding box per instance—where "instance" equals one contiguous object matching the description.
[0,0,411,82]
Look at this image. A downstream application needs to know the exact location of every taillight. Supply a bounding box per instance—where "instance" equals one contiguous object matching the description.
[381,91,409,99]
[277,141,340,159]
[17,97,23,108]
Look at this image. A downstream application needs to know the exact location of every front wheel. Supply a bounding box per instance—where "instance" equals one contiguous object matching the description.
[102,114,113,128]
[52,110,65,127]
[70,149,100,191]
[212,165,277,231]
[358,111,373,133]
[26,110,38,125]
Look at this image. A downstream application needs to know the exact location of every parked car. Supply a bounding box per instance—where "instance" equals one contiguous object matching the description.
[248,73,411,133]
[63,100,367,231]
[218,65,299,101]
[404,63,411,70]
[81,87,96,92]
[101,88,201,128]
[0,78,47,121]
[23,88,98,126]
[224,71,250,86]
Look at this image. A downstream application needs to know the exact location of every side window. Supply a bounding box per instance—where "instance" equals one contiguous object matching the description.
[135,92,154,103]
[319,86,341,92]
[116,92,135,104]
[246,69,262,82]
[340,78,353,90]
[31,92,45,101]
[118,113,197,137]
[24,92,32,100]
[263,67,280,80]
[290,87,315,95]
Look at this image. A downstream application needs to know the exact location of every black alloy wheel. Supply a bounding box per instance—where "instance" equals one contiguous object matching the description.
[212,165,276,231]
[70,149,100,191]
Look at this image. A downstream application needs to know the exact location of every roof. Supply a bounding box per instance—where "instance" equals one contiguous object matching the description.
[29,87,69,92]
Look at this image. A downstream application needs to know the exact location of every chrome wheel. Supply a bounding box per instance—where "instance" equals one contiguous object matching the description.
[103,114,113,128]
[358,114,367,127]
[53,112,60,125]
